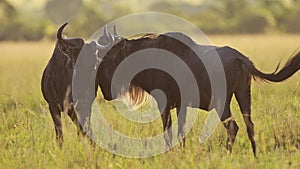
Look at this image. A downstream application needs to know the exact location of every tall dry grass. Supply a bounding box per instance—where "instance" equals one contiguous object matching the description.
[0,35,299,168]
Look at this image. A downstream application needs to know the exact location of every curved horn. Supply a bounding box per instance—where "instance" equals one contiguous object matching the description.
[103,25,109,40]
[113,25,119,37]
[57,22,68,40]
[97,25,114,45]
[108,32,114,42]
[104,25,114,43]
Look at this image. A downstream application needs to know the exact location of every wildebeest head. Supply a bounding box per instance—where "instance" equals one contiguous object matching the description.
[70,25,123,103]
[56,23,85,68]
[96,26,126,100]
[97,25,122,45]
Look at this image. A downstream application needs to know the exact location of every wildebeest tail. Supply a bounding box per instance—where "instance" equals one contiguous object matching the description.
[234,48,300,82]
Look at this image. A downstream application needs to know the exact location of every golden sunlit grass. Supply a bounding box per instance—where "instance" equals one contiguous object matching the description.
[0,35,300,169]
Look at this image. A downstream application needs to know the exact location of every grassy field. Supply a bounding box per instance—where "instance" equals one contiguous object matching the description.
[0,35,300,169]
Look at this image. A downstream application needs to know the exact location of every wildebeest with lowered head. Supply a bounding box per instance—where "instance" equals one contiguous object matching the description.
[95,29,300,156]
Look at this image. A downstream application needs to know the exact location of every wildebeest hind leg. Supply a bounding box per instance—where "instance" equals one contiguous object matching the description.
[235,83,257,157]
[242,114,256,157]
[49,104,63,146]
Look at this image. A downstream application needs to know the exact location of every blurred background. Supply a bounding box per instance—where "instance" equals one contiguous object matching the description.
[1,0,300,41]
[1,1,300,168]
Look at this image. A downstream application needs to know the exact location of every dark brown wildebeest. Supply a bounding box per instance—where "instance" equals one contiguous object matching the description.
[41,23,85,144]
[41,22,116,145]
[95,30,300,156]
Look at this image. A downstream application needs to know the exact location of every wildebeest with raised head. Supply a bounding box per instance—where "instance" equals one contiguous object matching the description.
[95,29,300,156]
[41,23,85,144]
[41,23,120,145]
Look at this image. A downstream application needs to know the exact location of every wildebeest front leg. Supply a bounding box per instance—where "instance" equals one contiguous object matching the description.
[67,106,86,137]
[176,106,187,147]
[223,118,239,154]
[221,105,239,154]
[49,104,63,146]
[161,109,172,148]
[69,102,96,146]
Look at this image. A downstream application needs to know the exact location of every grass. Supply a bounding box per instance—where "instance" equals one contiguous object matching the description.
[0,35,300,169]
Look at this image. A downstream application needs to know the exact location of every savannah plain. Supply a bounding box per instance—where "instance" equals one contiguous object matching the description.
[0,34,299,169]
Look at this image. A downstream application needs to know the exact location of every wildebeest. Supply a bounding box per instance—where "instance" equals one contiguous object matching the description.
[41,23,116,145]
[95,29,300,156]
[41,23,86,144]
